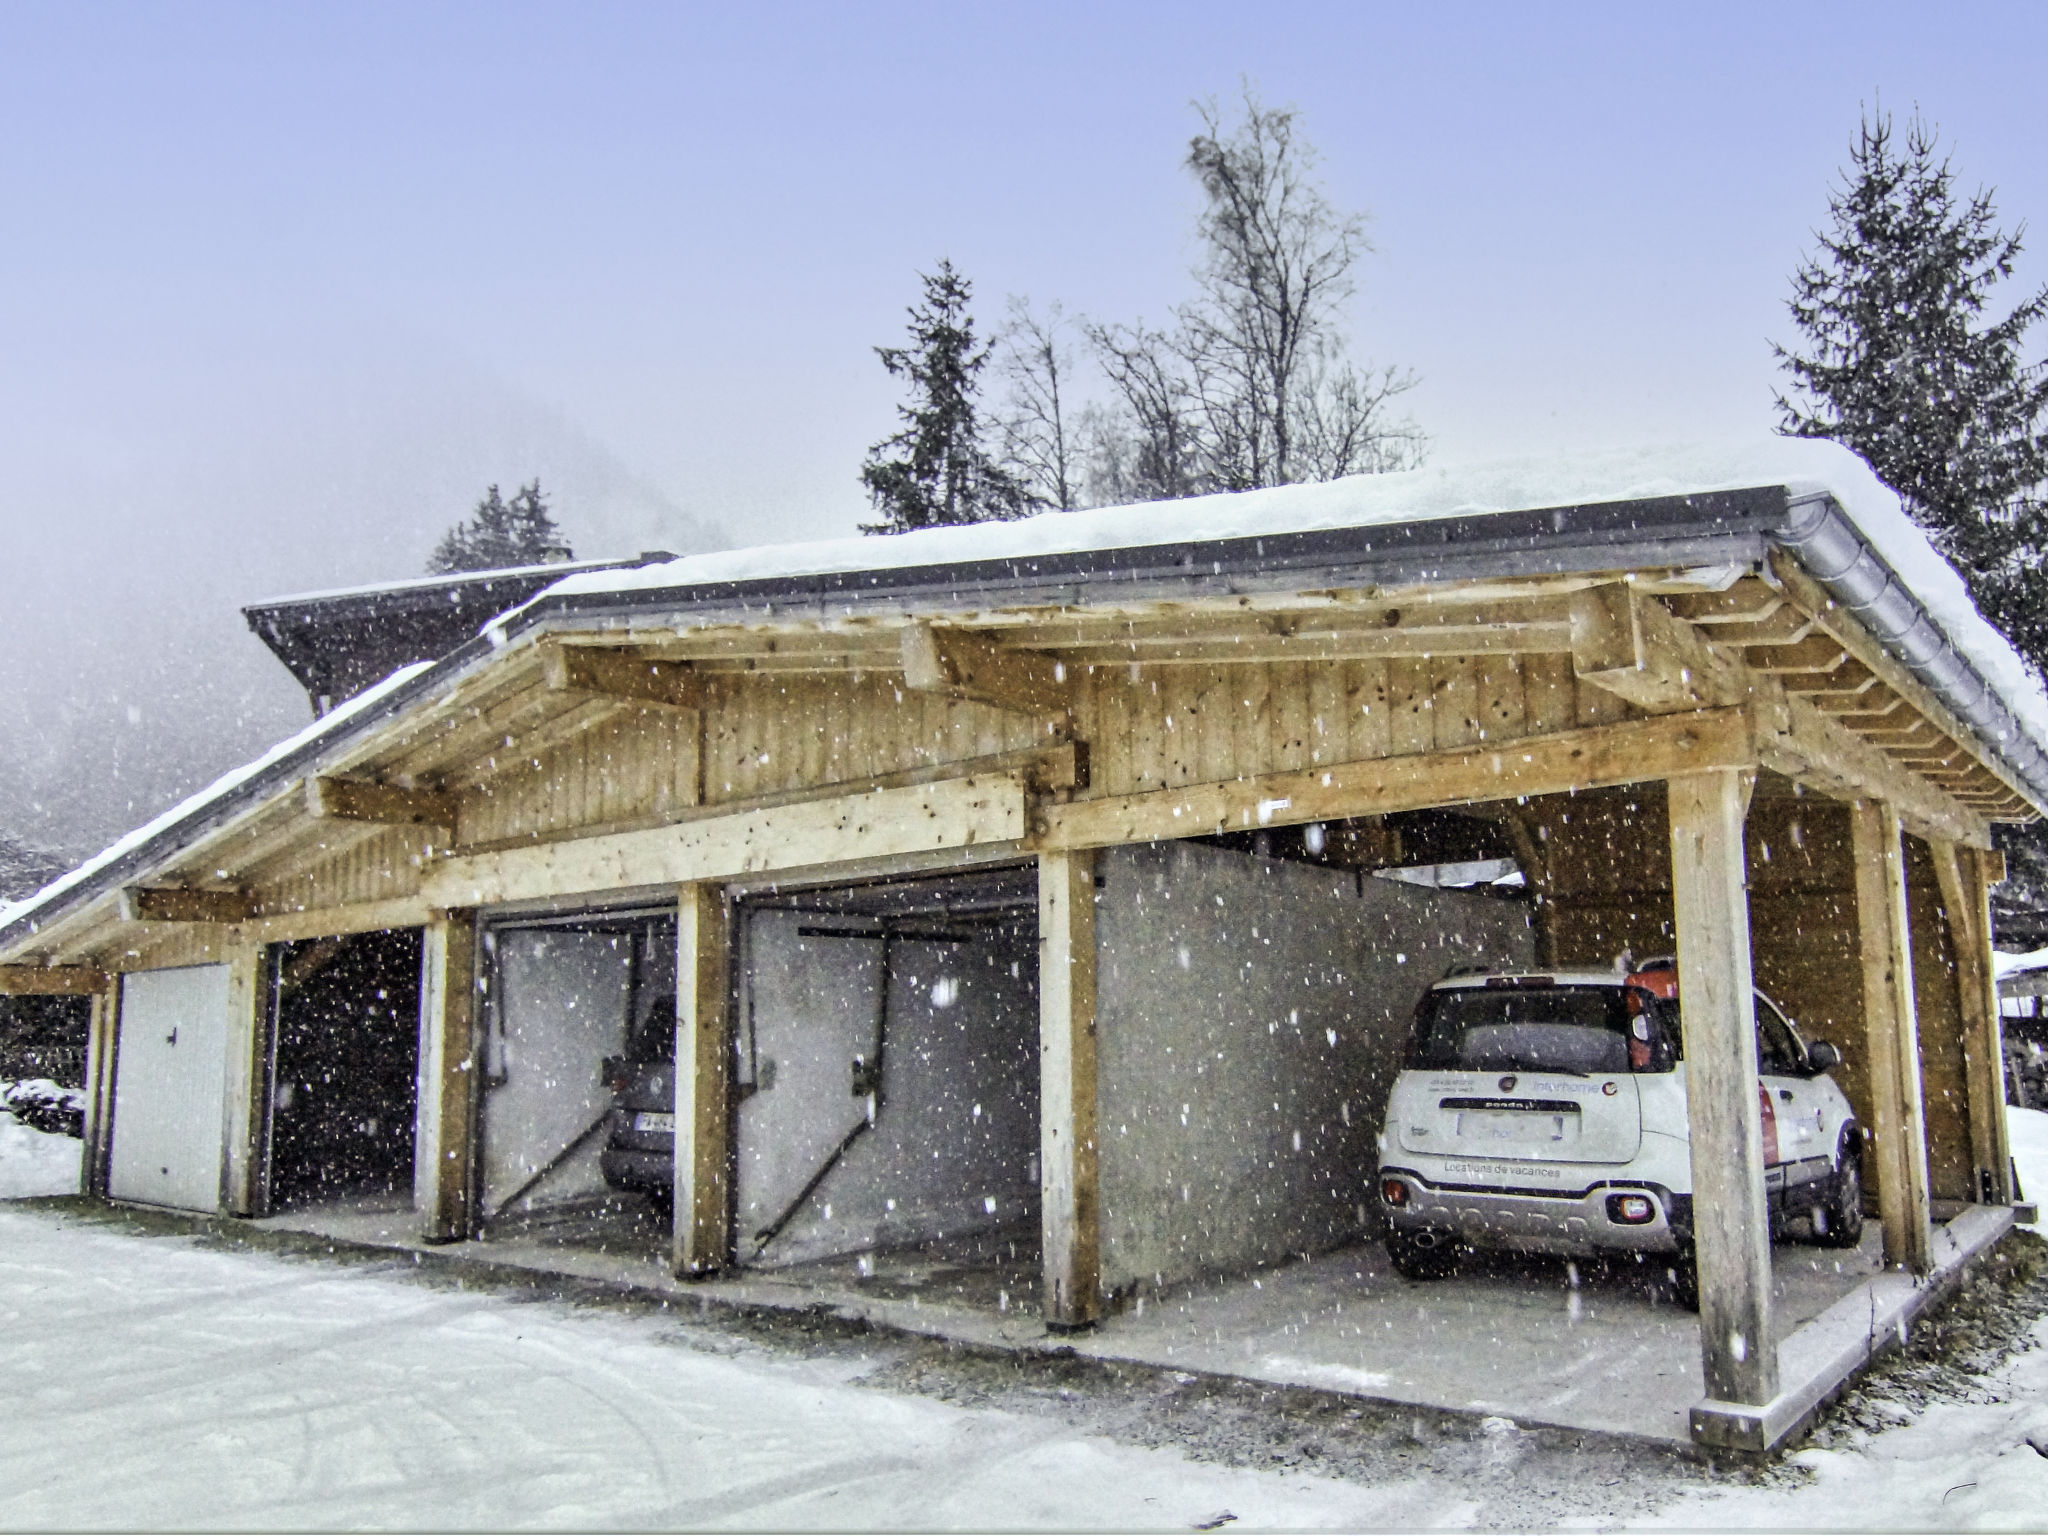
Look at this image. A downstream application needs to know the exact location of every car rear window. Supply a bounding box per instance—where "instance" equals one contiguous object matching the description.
[1407,985,1674,1075]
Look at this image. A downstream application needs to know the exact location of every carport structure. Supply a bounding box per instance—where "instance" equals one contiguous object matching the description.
[0,442,2031,1450]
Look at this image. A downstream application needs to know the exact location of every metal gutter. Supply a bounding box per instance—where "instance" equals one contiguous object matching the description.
[1777,493,2048,809]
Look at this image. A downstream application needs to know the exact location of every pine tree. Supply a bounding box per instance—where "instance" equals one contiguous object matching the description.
[428,480,571,574]
[1774,109,2048,667]
[1776,109,2048,946]
[861,262,1029,533]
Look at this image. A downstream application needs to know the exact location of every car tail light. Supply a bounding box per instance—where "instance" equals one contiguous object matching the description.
[1381,1178,1410,1207]
[1606,1192,1656,1225]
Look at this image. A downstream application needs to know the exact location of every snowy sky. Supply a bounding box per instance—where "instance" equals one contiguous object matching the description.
[6,1,2048,852]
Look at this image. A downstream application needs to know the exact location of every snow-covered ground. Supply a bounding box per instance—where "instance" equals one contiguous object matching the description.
[1647,1319,2048,1533]
[0,1208,1468,1530]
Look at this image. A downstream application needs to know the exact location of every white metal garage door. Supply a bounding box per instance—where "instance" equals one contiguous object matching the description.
[109,964,231,1211]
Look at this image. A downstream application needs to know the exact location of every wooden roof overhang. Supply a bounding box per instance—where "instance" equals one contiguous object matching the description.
[4,482,2041,985]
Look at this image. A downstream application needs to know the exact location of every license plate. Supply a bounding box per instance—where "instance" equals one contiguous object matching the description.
[633,1112,676,1134]
[1455,1109,1574,1144]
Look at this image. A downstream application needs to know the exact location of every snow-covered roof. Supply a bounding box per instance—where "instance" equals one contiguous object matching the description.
[248,556,660,610]
[513,439,2048,764]
[1995,947,2048,980]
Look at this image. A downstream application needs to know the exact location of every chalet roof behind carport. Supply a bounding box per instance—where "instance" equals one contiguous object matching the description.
[4,437,2044,957]
[244,552,676,707]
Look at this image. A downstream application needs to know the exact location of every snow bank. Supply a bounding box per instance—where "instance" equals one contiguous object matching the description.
[0,1110,80,1198]
[2011,1106,2048,1227]
[0,662,434,934]
[522,438,2048,755]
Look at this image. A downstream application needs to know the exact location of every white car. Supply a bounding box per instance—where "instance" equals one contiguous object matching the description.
[1375,960,1862,1307]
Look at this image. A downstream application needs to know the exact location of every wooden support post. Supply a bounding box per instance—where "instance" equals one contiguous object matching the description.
[1038,848,1100,1329]
[1669,768,1778,1407]
[220,944,271,1217]
[82,983,120,1197]
[414,912,479,1243]
[1930,842,2014,1204]
[1971,847,2017,1200]
[1850,802,1935,1271]
[673,882,732,1277]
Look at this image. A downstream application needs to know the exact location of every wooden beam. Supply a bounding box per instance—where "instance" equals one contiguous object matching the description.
[414,910,478,1243]
[1036,708,1757,852]
[1930,840,2014,1203]
[1048,624,1572,664]
[118,886,257,925]
[307,775,456,831]
[673,882,732,1277]
[201,896,433,951]
[1039,848,1100,1328]
[82,985,119,1197]
[0,964,109,995]
[1756,692,1988,848]
[1744,636,1853,675]
[1850,802,1935,1273]
[220,944,269,1218]
[453,740,1086,860]
[1669,767,1778,1407]
[423,773,1030,910]
[1568,583,1751,713]
[541,643,708,710]
[1667,580,1788,626]
[1771,550,2041,813]
[900,624,1070,716]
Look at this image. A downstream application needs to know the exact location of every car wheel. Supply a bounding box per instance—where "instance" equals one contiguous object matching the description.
[1664,1250,1701,1312]
[1812,1139,1865,1249]
[1386,1229,1462,1281]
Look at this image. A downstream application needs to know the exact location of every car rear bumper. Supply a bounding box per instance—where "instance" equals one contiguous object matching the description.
[1380,1167,1691,1256]
[601,1144,673,1192]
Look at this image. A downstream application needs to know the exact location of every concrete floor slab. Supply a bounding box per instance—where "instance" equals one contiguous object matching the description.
[1069,1236,1882,1445]
[254,1192,1909,1447]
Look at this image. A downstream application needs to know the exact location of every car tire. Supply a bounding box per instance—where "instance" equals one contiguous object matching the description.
[1385,1229,1462,1281]
[1664,1250,1701,1312]
[1812,1137,1865,1249]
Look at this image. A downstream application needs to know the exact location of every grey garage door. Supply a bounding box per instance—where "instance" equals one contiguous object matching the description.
[109,964,231,1211]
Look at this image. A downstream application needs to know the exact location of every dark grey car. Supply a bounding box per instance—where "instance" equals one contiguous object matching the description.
[599,993,675,1206]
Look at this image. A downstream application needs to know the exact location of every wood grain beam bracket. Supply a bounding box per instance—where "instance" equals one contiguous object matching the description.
[0,964,110,996]
[541,643,707,710]
[307,775,456,831]
[900,624,1070,717]
[117,886,258,924]
[1568,583,1750,712]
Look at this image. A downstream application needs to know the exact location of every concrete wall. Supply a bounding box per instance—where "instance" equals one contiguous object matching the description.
[1093,840,1533,1299]
[738,911,1039,1267]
